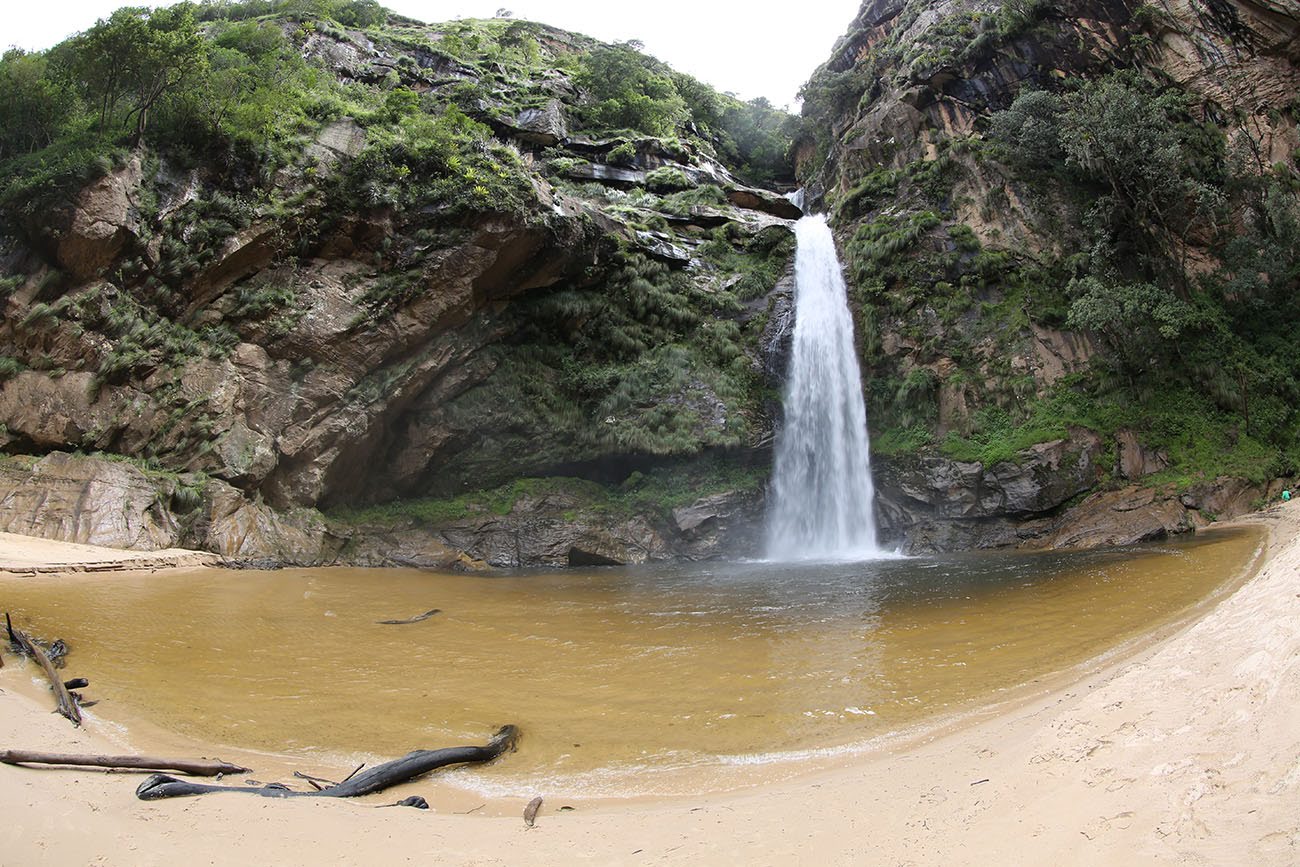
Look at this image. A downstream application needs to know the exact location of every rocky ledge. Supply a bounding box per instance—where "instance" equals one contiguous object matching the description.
[0,451,767,569]
[874,430,1279,554]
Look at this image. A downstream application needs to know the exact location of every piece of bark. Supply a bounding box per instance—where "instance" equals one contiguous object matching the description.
[375,609,441,625]
[6,616,80,726]
[63,678,89,690]
[0,750,250,776]
[524,795,543,828]
[136,725,519,801]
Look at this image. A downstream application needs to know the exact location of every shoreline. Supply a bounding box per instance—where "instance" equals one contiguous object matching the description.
[1,514,1298,863]
[0,531,222,575]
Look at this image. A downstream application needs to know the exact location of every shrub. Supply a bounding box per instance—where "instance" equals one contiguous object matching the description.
[607,141,636,166]
[645,166,693,193]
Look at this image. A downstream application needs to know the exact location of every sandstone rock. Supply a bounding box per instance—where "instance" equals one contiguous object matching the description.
[1178,477,1268,519]
[726,187,803,220]
[875,430,1104,549]
[1031,324,1096,387]
[309,118,366,162]
[563,163,646,185]
[185,222,281,316]
[0,371,126,451]
[0,452,179,550]
[502,100,568,145]
[212,420,279,485]
[670,489,766,559]
[341,528,467,569]
[1115,429,1169,480]
[199,481,337,563]
[431,488,674,568]
[1037,486,1195,549]
[57,155,143,280]
[634,230,692,263]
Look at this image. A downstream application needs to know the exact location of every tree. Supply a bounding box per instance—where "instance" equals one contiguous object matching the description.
[0,50,75,159]
[988,89,1064,171]
[1056,74,1223,293]
[574,45,685,136]
[68,4,206,143]
[336,0,386,27]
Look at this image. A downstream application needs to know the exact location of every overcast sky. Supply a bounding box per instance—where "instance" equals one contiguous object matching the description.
[1,1,861,108]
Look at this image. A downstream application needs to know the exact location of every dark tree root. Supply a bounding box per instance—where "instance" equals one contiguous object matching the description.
[135,726,519,801]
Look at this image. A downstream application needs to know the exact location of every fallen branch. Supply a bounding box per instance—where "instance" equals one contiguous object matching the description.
[0,750,250,776]
[375,608,441,625]
[6,614,80,726]
[293,770,339,789]
[136,725,519,801]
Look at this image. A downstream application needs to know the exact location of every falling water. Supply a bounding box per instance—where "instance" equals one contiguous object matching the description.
[766,214,880,560]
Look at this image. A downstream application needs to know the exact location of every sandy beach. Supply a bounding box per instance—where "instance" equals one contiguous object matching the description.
[0,512,1297,866]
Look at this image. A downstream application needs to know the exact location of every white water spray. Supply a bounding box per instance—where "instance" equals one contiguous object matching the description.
[766,214,880,560]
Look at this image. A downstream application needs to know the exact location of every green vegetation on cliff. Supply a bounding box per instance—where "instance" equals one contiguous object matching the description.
[799,0,1300,491]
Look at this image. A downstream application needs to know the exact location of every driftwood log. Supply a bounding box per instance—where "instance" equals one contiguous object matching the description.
[375,608,441,625]
[136,725,519,801]
[5,613,80,726]
[0,750,250,776]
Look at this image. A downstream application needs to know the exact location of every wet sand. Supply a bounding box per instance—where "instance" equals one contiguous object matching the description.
[1,512,1297,864]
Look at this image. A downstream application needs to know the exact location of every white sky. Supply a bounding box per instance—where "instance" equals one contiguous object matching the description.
[1,1,862,108]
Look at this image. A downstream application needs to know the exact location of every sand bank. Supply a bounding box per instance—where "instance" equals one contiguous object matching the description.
[0,532,221,574]
[0,512,1297,865]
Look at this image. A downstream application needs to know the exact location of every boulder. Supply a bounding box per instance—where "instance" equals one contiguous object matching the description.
[56,155,143,280]
[670,489,766,559]
[504,100,568,145]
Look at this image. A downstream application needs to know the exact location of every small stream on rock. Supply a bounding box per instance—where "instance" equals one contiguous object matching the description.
[0,527,1262,798]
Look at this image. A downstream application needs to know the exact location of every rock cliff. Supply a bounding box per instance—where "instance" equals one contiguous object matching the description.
[1,1,1296,563]
[0,9,792,564]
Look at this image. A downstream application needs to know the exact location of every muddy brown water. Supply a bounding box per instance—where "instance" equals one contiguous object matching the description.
[0,527,1263,797]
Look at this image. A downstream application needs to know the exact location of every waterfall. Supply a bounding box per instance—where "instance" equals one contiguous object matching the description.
[766,214,880,560]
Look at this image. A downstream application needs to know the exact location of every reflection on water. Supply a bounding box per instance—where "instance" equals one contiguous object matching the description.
[0,527,1262,796]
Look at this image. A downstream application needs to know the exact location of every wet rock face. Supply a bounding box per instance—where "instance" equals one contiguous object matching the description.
[875,430,1111,553]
